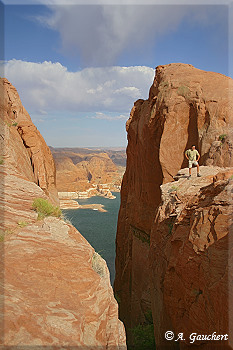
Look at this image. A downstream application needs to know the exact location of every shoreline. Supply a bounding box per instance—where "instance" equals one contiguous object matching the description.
[58,186,119,201]
[60,199,107,212]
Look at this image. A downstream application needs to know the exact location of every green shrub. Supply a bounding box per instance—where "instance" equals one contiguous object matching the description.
[32,198,62,220]
[17,221,28,228]
[130,311,155,350]
[0,227,16,242]
[0,157,4,165]
[219,134,227,142]
[131,324,155,350]
[168,185,178,193]
[5,121,18,127]
[177,85,190,98]
[145,310,154,324]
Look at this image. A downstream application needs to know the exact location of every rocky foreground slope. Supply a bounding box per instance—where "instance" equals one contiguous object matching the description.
[114,63,233,349]
[0,78,126,348]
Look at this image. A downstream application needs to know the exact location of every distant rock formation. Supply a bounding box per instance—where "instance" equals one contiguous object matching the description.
[51,147,126,194]
[0,78,126,348]
[114,63,233,349]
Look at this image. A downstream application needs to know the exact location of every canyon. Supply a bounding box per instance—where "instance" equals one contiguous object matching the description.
[114,63,233,349]
[0,78,126,348]
[2,62,233,349]
[51,146,125,192]
[51,147,126,209]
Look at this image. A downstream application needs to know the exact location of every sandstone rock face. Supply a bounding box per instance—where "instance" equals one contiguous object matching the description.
[114,63,233,348]
[51,147,125,193]
[0,78,59,205]
[0,79,126,348]
[150,167,233,349]
[2,216,126,348]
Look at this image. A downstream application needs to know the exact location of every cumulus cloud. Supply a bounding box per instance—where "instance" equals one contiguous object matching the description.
[33,2,229,67]
[3,1,228,67]
[87,112,129,120]
[36,4,190,66]
[3,59,155,115]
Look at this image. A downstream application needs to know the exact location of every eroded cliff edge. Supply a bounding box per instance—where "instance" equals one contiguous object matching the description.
[114,63,233,349]
[0,78,126,348]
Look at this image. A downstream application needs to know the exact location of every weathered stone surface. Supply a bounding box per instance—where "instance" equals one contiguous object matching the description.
[0,79,126,348]
[150,167,233,349]
[0,78,59,205]
[0,168,126,348]
[52,148,125,193]
[3,216,126,347]
[114,63,233,348]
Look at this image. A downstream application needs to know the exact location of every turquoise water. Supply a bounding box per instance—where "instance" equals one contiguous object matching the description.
[63,192,120,285]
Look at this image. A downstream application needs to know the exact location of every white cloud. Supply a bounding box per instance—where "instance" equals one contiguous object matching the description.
[3,59,155,115]
[87,112,129,120]
[32,2,229,67]
[36,4,189,66]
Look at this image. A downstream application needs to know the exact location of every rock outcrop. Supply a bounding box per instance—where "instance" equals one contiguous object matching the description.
[150,166,233,349]
[51,147,125,194]
[1,78,59,206]
[114,63,233,348]
[0,78,126,348]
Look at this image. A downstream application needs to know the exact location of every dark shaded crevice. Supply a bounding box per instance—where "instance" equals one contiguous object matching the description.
[191,210,203,239]
[181,104,199,169]
[208,207,221,242]
[204,110,210,125]
[199,110,211,165]
[87,172,92,182]
[17,127,36,180]
[130,224,150,244]
[199,151,209,165]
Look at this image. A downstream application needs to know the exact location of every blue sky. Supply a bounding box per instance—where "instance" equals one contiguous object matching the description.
[1,1,231,147]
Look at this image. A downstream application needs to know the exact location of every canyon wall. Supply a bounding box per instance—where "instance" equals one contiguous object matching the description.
[1,78,59,206]
[114,63,233,348]
[51,147,126,193]
[0,78,126,348]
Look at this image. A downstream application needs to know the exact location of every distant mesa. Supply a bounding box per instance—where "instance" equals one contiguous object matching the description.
[50,146,126,202]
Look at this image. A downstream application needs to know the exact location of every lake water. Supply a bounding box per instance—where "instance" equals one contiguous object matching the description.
[63,192,120,285]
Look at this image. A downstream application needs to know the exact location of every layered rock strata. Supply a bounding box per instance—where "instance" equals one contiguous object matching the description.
[0,78,126,348]
[0,78,59,205]
[52,147,125,194]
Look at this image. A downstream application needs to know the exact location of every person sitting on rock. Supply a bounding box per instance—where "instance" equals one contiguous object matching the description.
[185,145,201,179]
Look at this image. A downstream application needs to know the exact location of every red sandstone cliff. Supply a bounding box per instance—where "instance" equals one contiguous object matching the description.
[114,63,233,348]
[0,78,126,348]
[0,78,59,206]
[51,147,125,193]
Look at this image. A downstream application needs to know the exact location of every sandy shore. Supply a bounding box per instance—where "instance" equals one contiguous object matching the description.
[79,204,107,212]
[60,199,107,212]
